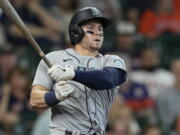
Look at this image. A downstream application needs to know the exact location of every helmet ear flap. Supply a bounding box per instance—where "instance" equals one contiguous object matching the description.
[69,26,84,45]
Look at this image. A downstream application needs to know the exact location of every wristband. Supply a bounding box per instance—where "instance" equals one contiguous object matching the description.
[44,90,60,106]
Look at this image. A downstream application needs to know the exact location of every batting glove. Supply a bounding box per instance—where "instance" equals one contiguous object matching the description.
[48,65,75,82]
[54,81,74,101]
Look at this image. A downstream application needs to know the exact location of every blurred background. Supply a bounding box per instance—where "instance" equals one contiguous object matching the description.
[0,0,180,135]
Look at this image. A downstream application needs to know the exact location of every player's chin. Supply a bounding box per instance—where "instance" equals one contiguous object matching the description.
[91,43,102,50]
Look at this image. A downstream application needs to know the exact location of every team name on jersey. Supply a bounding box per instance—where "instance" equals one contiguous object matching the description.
[77,66,96,71]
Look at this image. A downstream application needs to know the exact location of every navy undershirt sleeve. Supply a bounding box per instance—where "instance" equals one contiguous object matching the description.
[73,67,127,90]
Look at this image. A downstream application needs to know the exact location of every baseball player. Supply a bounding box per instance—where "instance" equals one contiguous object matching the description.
[30,7,127,135]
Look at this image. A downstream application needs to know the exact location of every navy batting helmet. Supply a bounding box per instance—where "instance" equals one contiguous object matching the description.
[68,7,111,45]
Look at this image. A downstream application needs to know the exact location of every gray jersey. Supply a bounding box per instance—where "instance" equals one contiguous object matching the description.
[33,48,126,135]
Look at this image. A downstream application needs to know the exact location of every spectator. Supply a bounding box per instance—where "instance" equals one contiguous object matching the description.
[111,21,141,69]
[142,125,162,135]
[173,0,180,12]
[113,21,136,54]
[1,0,64,74]
[107,98,140,135]
[120,81,154,112]
[50,0,78,38]
[0,46,17,89]
[0,67,36,135]
[117,53,154,129]
[40,0,57,9]
[120,0,152,15]
[2,0,61,51]
[156,59,180,134]
[139,0,180,39]
[119,81,155,129]
[78,0,122,19]
[130,47,174,100]
[120,0,153,26]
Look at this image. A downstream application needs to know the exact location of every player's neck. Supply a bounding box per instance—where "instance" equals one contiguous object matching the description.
[74,45,98,57]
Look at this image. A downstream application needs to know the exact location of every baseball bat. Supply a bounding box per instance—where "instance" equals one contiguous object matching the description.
[0,0,52,68]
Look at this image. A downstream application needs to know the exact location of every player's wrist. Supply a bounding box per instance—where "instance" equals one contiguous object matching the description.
[44,90,60,106]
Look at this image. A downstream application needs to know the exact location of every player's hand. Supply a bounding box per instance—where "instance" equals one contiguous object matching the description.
[48,64,75,82]
[54,81,74,101]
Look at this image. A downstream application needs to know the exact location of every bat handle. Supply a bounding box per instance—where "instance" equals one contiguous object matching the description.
[42,55,52,68]
[26,30,53,68]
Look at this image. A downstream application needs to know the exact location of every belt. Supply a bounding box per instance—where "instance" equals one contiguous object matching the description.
[65,130,97,135]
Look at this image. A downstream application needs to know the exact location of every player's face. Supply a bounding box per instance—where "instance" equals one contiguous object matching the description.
[80,20,104,51]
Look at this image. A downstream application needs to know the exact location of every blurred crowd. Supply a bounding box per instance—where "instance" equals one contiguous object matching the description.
[0,0,180,135]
